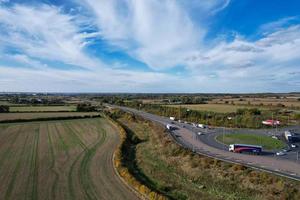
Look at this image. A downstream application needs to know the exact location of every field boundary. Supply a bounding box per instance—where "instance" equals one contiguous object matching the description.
[9,111,77,113]
[105,115,148,200]
[106,115,167,200]
[112,153,147,200]
[0,114,101,124]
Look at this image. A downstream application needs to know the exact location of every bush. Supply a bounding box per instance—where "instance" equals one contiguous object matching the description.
[0,105,9,113]
[76,103,96,112]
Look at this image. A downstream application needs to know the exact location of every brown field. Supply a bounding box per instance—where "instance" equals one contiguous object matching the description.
[210,97,300,108]
[0,118,138,200]
[0,112,100,122]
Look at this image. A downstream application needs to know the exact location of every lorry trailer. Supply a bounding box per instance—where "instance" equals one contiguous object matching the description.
[229,144,262,154]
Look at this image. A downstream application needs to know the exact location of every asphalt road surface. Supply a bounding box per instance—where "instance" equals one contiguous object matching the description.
[112,105,300,181]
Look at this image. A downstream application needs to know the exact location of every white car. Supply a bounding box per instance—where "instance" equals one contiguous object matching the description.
[197,132,205,136]
[276,151,286,156]
[291,144,297,148]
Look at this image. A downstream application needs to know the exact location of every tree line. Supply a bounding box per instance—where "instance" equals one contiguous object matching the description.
[115,101,287,128]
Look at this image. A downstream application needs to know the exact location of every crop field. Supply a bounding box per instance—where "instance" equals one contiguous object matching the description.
[210,97,300,109]
[216,133,286,150]
[0,101,13,105]
[9,105,76,112]
[0,118,138,200]
[0,112,100,122]
[166,104,268,113]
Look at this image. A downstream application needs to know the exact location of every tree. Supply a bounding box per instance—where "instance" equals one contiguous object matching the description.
[76,103,96,112]
[0,105,9,113]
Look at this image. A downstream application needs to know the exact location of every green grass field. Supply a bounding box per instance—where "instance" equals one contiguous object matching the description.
[0,101,11,105]
[9,105,76,112]
[216,133,286,150]
[166,104,268,113]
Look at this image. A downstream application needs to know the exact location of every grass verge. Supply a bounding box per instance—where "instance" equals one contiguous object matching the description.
[106,114,167,200]
[216,133,286,150]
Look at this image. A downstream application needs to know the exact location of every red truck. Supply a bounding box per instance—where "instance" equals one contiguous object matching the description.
[229,144,262,154]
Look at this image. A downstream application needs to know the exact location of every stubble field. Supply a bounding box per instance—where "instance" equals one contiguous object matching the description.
[0,118,138,200]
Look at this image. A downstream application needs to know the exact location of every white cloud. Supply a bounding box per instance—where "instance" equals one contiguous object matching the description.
[259,16,298,34]
[1,54,48,69]
[184,24,300,86]
[0,1,299,93]
[0,64,184,93]
[82,0,205,69]
[0,4,101,69]
[184,0,231,15]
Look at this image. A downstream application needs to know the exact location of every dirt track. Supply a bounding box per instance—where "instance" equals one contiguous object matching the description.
[0,118,139,200]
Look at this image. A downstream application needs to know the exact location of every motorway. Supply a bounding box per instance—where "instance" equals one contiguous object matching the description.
[112,105,300,181]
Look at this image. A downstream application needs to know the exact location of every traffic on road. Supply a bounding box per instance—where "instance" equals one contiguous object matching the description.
[112,105,300,181]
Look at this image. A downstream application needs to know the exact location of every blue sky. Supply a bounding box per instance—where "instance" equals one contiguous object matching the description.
[0,0,300,93]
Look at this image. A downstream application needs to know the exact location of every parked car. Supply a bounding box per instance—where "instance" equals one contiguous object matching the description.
[291,144,297,148]
[276,151,286,156]
[198,124,205,128]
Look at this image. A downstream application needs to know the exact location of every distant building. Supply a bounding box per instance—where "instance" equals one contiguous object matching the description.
[262,119,280,126]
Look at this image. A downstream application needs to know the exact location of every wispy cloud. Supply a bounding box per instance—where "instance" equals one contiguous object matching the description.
[0,64,183,93]
[178,0,231,15]
[0,4,100,69]
[184,24,300,85]
[259,16,299,34]
[81,0,205,69]
[0,0,299,93]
